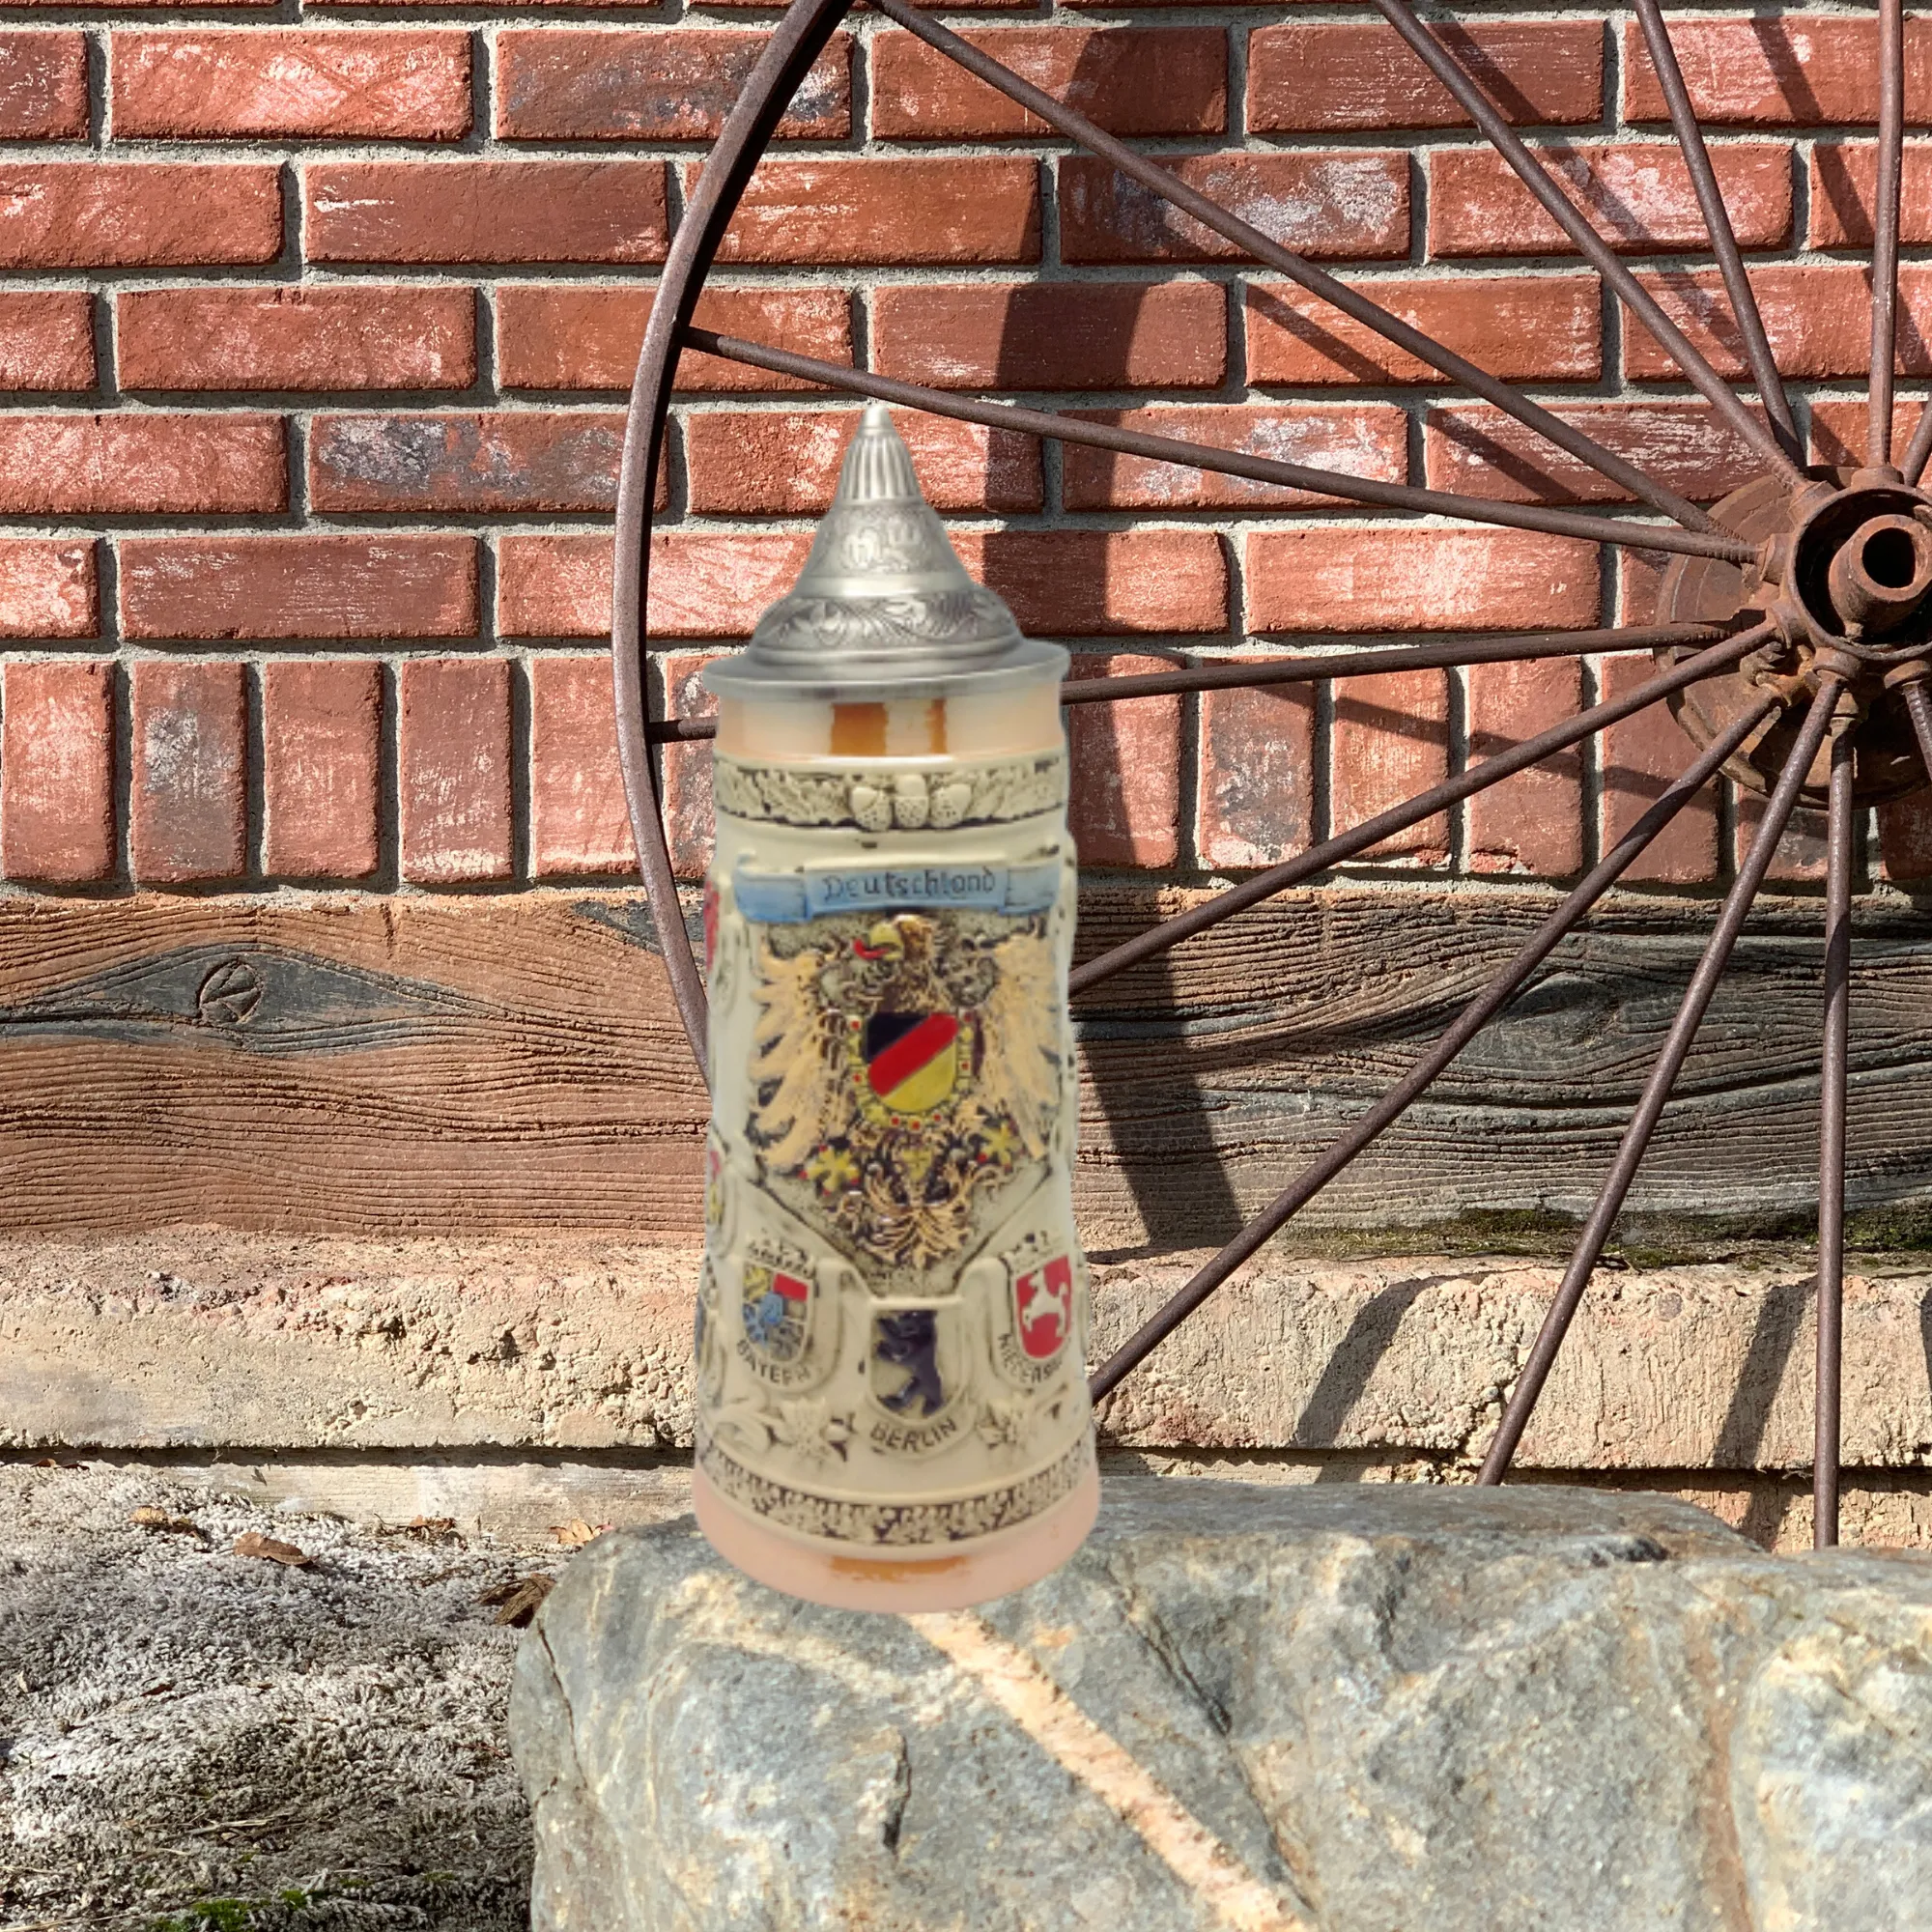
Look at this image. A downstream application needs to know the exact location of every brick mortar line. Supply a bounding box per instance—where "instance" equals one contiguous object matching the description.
[0,518,1847,563]
[1,246,1920,288]
[242,651,266,875]
[0,379,1892,412]
[0,3,1908,19]
[507,642,531,883]
[54,127,1907,154]
[9,5,1908,19]
[372,651,403,891]
[6,379,1922,404]
[0,865,1865,899]
[0,130,1870,152]
[107,646,131,884]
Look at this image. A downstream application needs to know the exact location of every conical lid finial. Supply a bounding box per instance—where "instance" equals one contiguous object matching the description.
[836,399,923,505]
[704,402,1065,698]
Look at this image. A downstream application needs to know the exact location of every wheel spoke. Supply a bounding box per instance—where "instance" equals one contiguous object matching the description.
[1902,674,1932,775]
[1903,399,1932,486]
[1872,0,1907,470]
[687,327,1755,563]
[1369,0,1806,491]
[1478,675,1850,1484]
[1069,625,1772,997]
[1815,719,1855,1549]
[613,0,857,1077]
[645,623,1743,744]
[1088,696,1780,1403]
[871,0,1726,537]
[1055,626,1739,701]
[1629,0,1801,460]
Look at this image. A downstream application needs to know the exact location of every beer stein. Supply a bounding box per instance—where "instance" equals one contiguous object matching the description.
[692,402,1098,1610]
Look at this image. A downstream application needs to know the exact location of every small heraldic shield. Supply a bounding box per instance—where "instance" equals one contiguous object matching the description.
[1012,1253,1074,1361]
[741,1257,810,1366]
[866,1306,967,1456]
[862,1009,960,1113]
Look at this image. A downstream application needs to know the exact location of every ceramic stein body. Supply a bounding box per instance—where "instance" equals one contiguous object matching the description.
[691,405,1097,1610]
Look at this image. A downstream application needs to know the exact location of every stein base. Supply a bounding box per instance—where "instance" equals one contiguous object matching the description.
[693,1461,1099,1612]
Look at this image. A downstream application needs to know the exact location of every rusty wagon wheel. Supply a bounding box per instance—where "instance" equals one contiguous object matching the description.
[611,0,1929,1550]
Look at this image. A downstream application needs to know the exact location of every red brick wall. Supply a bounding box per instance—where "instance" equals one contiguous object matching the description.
[0,9,1921,892]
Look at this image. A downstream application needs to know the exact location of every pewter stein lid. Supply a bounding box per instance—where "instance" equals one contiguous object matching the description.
[703,402,1067,701]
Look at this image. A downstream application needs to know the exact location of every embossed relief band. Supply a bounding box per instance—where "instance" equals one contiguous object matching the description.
[714,751,1067,832]
[697,1431,1094,1548]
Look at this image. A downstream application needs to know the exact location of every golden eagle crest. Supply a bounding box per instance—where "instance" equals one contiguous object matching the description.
[747,910,1063,1274]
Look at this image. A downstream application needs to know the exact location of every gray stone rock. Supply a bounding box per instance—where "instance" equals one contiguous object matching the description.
[1729,1552,1932,1928]
[512,1475,1932,1932]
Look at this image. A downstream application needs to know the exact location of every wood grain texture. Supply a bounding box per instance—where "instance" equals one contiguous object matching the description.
[0,894,704,1233]
[0,888,1926,1243]
[1073,887,1932,1250]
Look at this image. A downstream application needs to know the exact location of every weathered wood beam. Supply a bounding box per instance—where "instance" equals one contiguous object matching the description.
[0,890,1924,1244]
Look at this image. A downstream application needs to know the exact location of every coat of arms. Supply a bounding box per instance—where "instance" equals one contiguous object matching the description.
[746,909,1064,1274]
[993,1235,1081,1388]
[866,1306,966,1454]
[733,1239,823,1389]
[1011,1253,1074,1362]
[873,1308,946,1416]
[742,1260,810,1360]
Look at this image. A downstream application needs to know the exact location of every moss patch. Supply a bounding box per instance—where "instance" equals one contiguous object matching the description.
[150,1895,317,1932]
[1208,1203,1932,1270]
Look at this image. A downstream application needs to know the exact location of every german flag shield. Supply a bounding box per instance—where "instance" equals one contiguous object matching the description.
[863,1010,960,1114]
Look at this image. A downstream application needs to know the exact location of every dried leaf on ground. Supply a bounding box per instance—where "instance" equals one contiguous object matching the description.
[130,1507,206,1539]
[232,1532,315,1569]
[476,1573,554,1627]
[550,1520,609,1548]
[380,1515,460,1542]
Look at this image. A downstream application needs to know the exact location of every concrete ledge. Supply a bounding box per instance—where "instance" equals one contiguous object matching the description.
[0,1232,698,1451]
[7,1234,1930,1479]
[1093,1251,1932,1470]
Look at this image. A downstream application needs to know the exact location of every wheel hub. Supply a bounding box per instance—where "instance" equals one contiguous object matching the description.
[1652,469,1932,803]
[1776,476,1932,655]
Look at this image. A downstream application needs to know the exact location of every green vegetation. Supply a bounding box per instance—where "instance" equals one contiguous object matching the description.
[1148,1202,1932,1270]
[148,1889,317,1932]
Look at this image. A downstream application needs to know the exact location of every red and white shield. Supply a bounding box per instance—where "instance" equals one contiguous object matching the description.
[1011,1254,1074,1361]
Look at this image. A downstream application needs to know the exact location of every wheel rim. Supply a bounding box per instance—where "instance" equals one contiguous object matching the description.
[611,0,1923,1550]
